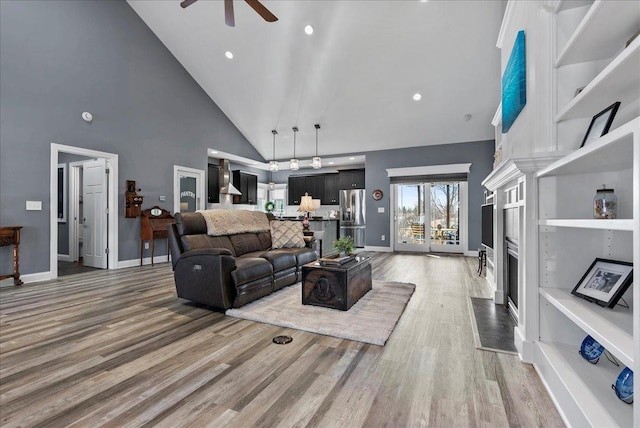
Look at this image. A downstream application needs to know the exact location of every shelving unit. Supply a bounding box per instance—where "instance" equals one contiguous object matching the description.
[534,2,640,426]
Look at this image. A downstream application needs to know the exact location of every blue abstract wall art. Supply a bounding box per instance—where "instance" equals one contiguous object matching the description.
[502,30,526,133]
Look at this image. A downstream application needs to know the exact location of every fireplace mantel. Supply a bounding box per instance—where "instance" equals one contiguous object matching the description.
[482,152,568,191]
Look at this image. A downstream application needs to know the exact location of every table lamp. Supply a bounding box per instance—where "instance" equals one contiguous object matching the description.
[298,192,314,229]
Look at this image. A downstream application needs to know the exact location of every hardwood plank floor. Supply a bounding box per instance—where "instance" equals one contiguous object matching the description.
[0,253,564,427]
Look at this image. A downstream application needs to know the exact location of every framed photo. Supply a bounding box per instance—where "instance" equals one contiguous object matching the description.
[580,101,621,148]
[571,258,633,308]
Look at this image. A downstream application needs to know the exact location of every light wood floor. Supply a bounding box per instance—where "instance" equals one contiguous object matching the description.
[0,252,564,427]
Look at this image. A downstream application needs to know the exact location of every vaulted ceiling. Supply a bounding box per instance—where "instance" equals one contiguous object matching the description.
[127,0,504,162]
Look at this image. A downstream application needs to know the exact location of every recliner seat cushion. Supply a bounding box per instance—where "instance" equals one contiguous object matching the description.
[232,257,273,286]
[285,247,318,267]
[261,250,297,272]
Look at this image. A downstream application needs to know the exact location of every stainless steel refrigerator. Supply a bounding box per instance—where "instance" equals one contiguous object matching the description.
[339,189,365,247]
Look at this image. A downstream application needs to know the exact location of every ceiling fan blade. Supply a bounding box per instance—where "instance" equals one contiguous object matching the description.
[180,0,198,8]
[225,0,235,27]
[244,0,278,22]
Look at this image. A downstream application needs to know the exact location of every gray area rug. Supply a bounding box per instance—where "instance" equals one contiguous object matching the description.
[226,280,416,346]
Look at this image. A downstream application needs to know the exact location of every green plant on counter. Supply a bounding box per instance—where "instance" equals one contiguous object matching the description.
[333,236,355,255]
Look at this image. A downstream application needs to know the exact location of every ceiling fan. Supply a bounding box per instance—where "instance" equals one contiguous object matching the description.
[180,0,278,27]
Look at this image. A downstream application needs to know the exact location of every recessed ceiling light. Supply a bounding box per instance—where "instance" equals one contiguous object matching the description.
[349,157,355,160]
[210,150,219,154]
[328,162,334,165]
[225,51,233,59]
[413,93,422,101]
[304,25,314,35]
[464,114,472,121]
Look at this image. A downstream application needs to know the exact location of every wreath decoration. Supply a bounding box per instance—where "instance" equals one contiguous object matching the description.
[264,201,275,212]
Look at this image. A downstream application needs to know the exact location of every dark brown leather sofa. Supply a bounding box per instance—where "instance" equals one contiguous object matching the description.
[168,211,317,310]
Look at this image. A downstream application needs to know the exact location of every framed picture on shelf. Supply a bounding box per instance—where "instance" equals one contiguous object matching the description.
[580,101,621,148]
[571,258,633,308]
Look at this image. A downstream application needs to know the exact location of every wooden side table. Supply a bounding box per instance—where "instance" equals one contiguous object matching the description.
[140,207,174,266]
[0,226,23,285]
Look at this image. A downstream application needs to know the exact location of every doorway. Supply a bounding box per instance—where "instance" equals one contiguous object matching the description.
[392,181,466,253]
[50,144,119,279]
[173,165,205,213]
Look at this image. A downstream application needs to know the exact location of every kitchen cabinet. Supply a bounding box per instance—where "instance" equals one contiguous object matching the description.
[305,175,325,202]
[207,163,220,204]
[323,174,339,205]
[339,169,365,189]
[232,170,258,205]
[288,176,306,205]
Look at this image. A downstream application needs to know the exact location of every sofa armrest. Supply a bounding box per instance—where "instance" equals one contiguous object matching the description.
[173,248,237,310]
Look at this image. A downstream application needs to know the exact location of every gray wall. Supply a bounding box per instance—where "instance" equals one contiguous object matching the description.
[0,0,263,274]
[365,140,495,251]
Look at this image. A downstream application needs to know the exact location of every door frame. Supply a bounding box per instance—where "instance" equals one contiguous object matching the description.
[428,181,468,254]
[391,183,430,252]
[173,165,206,213]
[50,143,118,278]
[68,160,86,263]
[387,163,471,255]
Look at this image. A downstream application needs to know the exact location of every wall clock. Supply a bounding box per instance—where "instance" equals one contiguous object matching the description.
[372,189,383,201]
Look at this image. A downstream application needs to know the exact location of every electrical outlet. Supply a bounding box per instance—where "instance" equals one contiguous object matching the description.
[377,207,384,213]
[381,235,385,241]
[144,242,150,249]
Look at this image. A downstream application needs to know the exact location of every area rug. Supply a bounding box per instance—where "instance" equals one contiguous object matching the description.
[225,280,415,346]
[467,296,518,355]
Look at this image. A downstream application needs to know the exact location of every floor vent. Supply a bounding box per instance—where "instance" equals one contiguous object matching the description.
[272,335,293,345]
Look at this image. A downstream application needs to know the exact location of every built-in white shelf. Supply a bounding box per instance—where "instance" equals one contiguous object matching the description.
[556,37,639,122]
[536,341,633,428]
[556,0,640,67]
[540,287,633,367]
[538,219,634,230]
[538,117,638,176]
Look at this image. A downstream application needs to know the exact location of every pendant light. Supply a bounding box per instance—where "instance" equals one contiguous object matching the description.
[290,126,299,170]
[269,129,279,172]
[268,129,277,190]
[312,123,322,169]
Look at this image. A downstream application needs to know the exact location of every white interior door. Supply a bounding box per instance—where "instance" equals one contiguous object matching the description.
[82,158,108,268]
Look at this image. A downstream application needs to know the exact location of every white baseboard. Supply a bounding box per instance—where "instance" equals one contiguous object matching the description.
[494,288,504,304]
[464,250,479,257]
[1,270,54,286]
[363,245,393,252]
[514,326,535,364]
[118,255,171,268]
[57,254,72,262]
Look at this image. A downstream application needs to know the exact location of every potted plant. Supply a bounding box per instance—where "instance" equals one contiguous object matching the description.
[333,236,355,256]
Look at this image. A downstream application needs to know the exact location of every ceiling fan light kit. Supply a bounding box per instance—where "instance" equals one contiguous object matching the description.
[181,0,278,27]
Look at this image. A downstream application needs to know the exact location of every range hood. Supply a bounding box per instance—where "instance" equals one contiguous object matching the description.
[218,159,242,196]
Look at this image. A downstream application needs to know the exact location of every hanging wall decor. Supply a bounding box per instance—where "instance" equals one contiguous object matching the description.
[501,30,526,133]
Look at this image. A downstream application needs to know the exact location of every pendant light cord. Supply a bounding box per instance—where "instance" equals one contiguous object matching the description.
[272,129,277,161]
[292,126,298,158]
[314,124,320,156]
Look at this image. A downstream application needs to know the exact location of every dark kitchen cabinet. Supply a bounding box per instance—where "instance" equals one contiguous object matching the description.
[232,171,258,205]
[207,163,220,203]
[288,176,306,205]
[323,174,339,205]
[305,175,325,202]
[339,169,365,189]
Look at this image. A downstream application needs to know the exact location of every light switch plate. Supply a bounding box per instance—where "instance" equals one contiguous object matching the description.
[159,195,166,202]
[377,207,384,213]
[26,200,42,211]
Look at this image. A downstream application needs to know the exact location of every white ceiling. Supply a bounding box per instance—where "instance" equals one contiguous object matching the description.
[127,0,504,162]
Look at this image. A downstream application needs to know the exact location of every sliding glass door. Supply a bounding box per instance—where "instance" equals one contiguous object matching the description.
[393,181,463,253]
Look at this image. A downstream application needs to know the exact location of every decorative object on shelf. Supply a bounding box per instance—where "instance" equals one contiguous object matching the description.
[264,201,275,213]
[312,124,322,169]
[493,147,503,168]
[372,189,383,201]
[593,185,617,219]
[333,235,355,256]
[290,126,299,170]
[501,30,526,133]
[571,258,633,308]
[297,192,314,229]
[579,335,604,363]
[612,367,634,404]
[580,101,621,148]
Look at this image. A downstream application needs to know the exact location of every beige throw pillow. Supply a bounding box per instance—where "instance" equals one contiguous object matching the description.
[270,221,305,249]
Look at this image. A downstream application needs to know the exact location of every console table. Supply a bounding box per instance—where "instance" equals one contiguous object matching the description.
[0,226,23,285]
[140,207,174,266]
